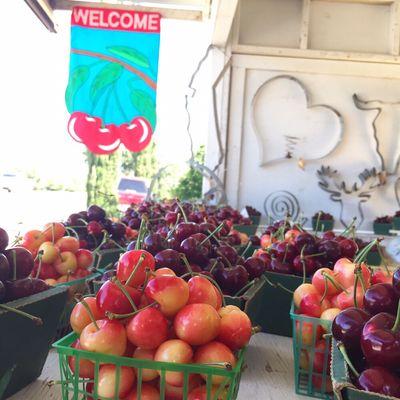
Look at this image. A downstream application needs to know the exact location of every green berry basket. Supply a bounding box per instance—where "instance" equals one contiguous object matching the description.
[372,222,392,236]
[248,272,311,337]
[290,303,333,399]
[249,215,261,226]
[312,219,334,232]
[223,276,266,324]
[330,339,396,400]
[53,332,246,400]
[232,224,258,237]
[365,250,381,266]
[93,248,125,272]
[0,286,68,399]
[393,217,400,230]
[55,272,101,340]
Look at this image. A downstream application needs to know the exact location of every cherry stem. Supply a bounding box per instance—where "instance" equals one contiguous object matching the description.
[125,254,146,287]
[106,301,157,320]
[355,266,366,294]
[0,304,43,326]
[304,252,326,259]
[141,268,151,295]
[353,274,359,308]
[200,223,224,246]
[75,295,99,331]
[35,251,44,279]
[209,259,219,274]
[135,219,147,251]
[108,239,126,251]
[92,232,108,254]
[321,271,348,294]
[320,277,329,304]
[65,226,79,240]
[341,217,357,237]
[314,212,322,234]
[202,362,232,371]
[179,254,193,275]
[233,279,255,297]
[251,326,262,335]
[376,243,391,277]
[240,241,252,258]
[300,245,307,284]
[391,299,400,332]
[262,275,293,294]
[12,251,17,281]
[166,213,181,238]
[338,343,359,378]
[113,278,137,313]
[354,239,379,264]
[176,202,188,223]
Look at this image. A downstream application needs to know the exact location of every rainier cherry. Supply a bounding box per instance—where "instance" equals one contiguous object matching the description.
[154,339,193,387]
[68,340,94,378]
[194,341,236,385]
[70,297,104,334]
[187,276,219,309]
[145,275,189,317]
[124,384,160,400]
[80,319,127,356]
[132,348,158,382]
[174,303,221,346]
[117,250,155,288]
[97,364,135,399]
[126,307,168,349]
[217,305,252,350]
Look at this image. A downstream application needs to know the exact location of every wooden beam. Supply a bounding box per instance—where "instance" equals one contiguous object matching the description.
[51,0,205,21]
[24,0,57,32]
[212,0,239,48]
[299,0,311,50]
[390,0,400,55]
[233,43,400,65]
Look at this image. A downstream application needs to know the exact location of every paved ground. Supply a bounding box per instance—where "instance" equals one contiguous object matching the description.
[0,190,87,240]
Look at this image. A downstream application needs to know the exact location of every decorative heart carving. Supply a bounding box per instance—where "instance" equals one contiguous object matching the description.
[251,75,343,166]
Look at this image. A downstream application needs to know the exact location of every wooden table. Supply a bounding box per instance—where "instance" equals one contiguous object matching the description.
[9,333,312,400]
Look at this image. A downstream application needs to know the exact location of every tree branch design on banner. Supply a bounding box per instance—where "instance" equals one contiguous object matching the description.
[66,7,160,155]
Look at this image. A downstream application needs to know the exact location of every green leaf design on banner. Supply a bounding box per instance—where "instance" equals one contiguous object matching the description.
[130,89,156,129]
[65,65,90,112]
[90,63,123,103]
[108,46,150,69]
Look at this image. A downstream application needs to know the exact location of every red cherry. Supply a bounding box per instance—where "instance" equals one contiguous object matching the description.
[119,117,153,152]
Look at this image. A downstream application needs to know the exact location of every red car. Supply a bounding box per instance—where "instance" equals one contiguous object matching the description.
[118,177,148,206]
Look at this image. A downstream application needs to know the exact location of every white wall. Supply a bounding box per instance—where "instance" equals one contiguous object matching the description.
[212,0,400,230]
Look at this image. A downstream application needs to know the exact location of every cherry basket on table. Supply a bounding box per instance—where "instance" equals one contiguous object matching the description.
[55,272,100,340]
[291,302,333,399]
[53,332,246,400]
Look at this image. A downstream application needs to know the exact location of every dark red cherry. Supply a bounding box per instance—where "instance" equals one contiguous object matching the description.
[358,367,400,397]
[363,283,398,316]
[339,238,358,259]
[244,257,265,279]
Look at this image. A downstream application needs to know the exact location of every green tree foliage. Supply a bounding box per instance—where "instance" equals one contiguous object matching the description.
[173,146,205,201]
[121,142,158,178]
[86,151,120,214]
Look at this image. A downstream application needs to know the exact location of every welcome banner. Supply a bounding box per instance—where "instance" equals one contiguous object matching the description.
[66,7,160,155]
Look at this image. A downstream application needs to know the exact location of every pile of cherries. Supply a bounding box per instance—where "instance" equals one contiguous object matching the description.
[19,222,94,285]
[254,221,359,278]
[312,211,334,221]
[0,226,49,323]
[332,268,400,397]
[64,205,137,251]
[69,248,253,399]
[96,202,266,297]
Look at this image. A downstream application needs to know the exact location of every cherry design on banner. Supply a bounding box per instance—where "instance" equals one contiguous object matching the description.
[66,7,160,155]
[68,112,152,155]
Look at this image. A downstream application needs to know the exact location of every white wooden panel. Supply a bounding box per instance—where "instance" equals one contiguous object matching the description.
[238,0,303,48]
[309,1,391,53]
[226,55,400,229]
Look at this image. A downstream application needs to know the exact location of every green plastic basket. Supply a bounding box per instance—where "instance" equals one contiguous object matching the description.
[312,219,334,232]
[373,222,392,236]
[290,303,333,399]
[94,248,125,272]
[54,332,246,400]
[393,217,400,230]
[54,272,101,340]
[232,225,258,236]
[0,286,68,399]
[365,251,381,266]
[330,339,397,400]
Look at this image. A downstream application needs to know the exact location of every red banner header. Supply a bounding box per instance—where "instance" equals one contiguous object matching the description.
[71,7,161,33]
